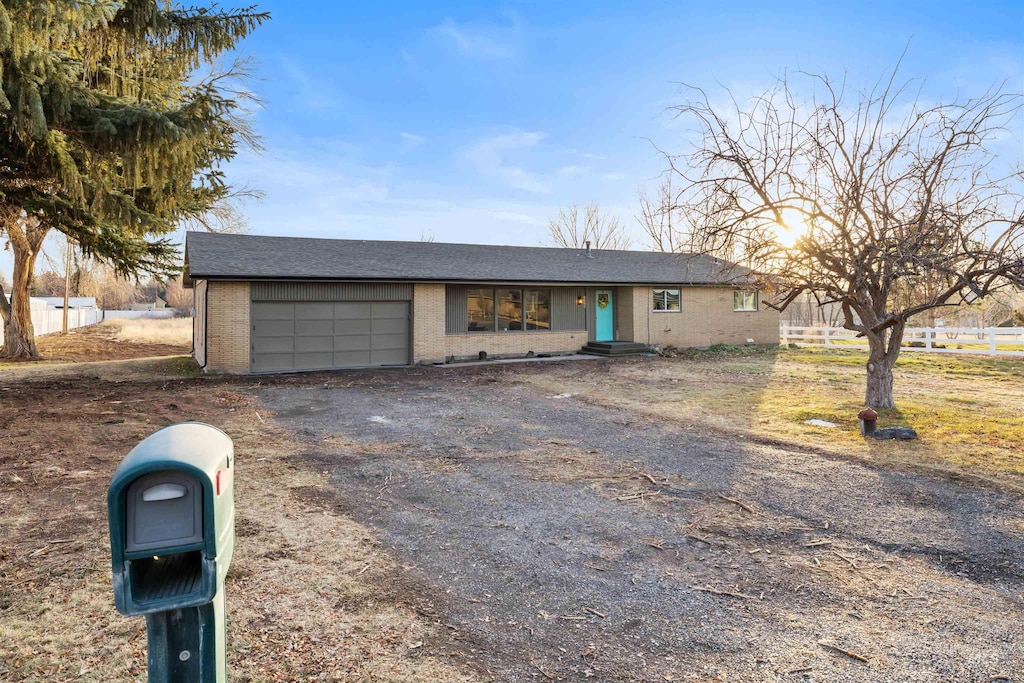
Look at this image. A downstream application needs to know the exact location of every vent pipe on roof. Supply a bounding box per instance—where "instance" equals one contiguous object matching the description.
[585,240,592,258]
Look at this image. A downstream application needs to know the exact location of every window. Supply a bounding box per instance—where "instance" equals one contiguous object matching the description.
[496,288,522,331]
[653,288,681,311]
[467,288,494,332]
[467,287,551,332]
[734,290,758,311]
[525,289,551,330]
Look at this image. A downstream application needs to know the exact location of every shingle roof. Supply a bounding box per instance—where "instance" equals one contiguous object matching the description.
[184,232,751,286]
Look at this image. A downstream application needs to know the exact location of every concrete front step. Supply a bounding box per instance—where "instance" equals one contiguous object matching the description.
[580,341,650,357]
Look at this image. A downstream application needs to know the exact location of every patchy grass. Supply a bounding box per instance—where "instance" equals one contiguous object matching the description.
[99,316,192,347]
[522,346,1024,481]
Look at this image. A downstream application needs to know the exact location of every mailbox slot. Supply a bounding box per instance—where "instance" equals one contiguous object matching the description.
[129,550,205,603]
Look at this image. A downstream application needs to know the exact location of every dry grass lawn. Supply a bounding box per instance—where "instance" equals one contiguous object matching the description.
[520,346,1024,484]
[0,318,191,367]
[99,316,193,347]
[0,364,480,682]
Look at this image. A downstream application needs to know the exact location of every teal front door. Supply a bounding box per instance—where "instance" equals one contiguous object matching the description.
[595,289,614,341]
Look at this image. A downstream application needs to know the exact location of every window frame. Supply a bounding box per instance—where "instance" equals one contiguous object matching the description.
[652,288,681,312]
[466,286,553,333]
[733,290,758,312]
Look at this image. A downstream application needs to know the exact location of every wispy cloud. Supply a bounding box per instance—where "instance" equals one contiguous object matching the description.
[399,132,425,152]
[464,130,549,194]
[430,16,521,60]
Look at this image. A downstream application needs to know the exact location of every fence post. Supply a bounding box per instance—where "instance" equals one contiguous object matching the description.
[823,327,830,348]
[781,326,789,345]
[925,328,932,350]
[989,329,997,357]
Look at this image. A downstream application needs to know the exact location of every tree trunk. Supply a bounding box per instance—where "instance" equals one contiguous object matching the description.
[0,237,42,360]
[864,323,905,410]
[865,351,895,409]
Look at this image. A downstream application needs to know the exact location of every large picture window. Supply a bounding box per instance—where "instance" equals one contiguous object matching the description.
[734,290,758,311]
[467,288,495,332]
[467,287,551,332]
[653,288,681,311]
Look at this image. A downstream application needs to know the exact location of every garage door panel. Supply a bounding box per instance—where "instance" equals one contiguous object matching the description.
[295,319,333,336]
[372,301,408,318]
[334,302,373,319]
[252,302,294,320]
[334,350,372,366]
[295,336,333,353]
[371,347,407,364]
[296,302,334,319]
[371,317,407,334]
[251,299,409,372]
[252,337,294,353]
[251,353,294,372]
[294,352,333,369]
[371,332,408,350]
[334,334,372,351]
[334,319,371,334]
[253,320,294,336]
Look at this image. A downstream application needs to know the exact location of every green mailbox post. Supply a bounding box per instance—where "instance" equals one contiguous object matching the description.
[108,422,235,682]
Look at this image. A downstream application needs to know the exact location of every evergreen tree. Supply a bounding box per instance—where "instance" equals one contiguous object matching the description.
[0,1,268,357]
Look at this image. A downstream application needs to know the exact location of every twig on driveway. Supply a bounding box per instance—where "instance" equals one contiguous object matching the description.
[691,585,755,600]
[818,640,869,663]
[717,493,755,513]
[583,607,606,618]
[617,490,662,502]
[532,663,556,680]
[378,472,393,497]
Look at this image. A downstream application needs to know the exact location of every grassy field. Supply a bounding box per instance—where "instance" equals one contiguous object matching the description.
[0,317,191,368]
[99,316,192,347]
[522,346,1024,482]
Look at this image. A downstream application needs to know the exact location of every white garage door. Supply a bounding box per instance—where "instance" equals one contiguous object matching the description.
[251,300,410,373]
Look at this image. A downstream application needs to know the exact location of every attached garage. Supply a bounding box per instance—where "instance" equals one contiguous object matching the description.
[249,282,411,373]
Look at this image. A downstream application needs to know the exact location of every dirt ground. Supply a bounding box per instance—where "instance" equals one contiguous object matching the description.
[2,346,1022,682]
[0,360,479,682]
[257,363,1024,682]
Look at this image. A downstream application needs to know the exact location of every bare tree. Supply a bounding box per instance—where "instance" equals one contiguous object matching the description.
[638,176,685,253]
[548,203,633,250]
[662,62,1024,409]
[164,276,194,314]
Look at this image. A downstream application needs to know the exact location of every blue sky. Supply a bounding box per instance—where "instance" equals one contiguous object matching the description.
[223,0,1024,248]
[4,1,1024,277]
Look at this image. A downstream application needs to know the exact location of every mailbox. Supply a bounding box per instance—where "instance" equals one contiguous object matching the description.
[108,422,235,682]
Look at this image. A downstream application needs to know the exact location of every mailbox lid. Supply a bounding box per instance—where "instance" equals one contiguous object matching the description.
[125,471,203,553]
[109,423,234,564]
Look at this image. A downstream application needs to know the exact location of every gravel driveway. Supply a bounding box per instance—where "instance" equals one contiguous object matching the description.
[254,363,1023,682]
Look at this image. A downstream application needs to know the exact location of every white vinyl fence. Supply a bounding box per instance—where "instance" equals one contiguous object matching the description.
[782,325,1024,357]
[0,301,104,345]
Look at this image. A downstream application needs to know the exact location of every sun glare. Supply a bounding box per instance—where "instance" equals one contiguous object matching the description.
[774,208,806,248]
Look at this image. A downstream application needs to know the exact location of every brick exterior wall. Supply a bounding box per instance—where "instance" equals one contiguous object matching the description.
[204,281,250,373]
[627,286,779,347]
[443,331,586,360]
[413,283,446,361]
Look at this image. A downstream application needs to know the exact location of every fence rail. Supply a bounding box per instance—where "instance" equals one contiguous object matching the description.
[781,325,1024,357]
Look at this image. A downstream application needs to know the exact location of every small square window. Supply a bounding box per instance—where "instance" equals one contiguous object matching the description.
[653,289,680,311]
[734,290,758,311]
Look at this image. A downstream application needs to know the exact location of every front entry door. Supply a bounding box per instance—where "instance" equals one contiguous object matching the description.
[595,289,614,341]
